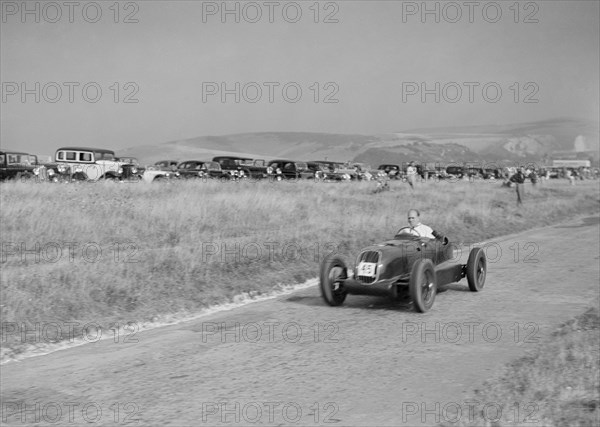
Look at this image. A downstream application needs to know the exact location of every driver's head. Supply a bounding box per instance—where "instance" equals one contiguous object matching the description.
[407,209,420,228]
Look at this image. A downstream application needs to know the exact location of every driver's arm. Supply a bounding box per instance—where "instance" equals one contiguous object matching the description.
[432,230,447,242]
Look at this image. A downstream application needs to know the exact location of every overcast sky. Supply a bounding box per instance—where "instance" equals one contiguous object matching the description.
[1,0,599,155]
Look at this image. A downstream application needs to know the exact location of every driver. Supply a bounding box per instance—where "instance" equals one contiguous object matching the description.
[403,209,445,240]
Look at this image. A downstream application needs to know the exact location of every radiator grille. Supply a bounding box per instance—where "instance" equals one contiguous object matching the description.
[356,251,380,284]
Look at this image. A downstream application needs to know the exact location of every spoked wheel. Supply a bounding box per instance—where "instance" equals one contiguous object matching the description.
[319,255,348,306]
[409,259,437,312]
[467,247,487,292]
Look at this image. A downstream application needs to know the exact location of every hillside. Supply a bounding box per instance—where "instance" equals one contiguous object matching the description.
[119,118,599,166]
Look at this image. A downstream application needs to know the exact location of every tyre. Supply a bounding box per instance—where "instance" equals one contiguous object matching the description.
[319,255,348,306]
[409,259,437,312]
[153,175,167,182]
[466,247,486,292]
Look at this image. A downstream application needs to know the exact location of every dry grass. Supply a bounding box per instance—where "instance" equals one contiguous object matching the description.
[443,307,600,427]
[0,178,598,349]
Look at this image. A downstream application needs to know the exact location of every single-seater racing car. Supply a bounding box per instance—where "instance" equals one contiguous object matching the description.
[319,227,487,312]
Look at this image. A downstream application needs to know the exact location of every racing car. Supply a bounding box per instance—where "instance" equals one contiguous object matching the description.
[319,227,487,312]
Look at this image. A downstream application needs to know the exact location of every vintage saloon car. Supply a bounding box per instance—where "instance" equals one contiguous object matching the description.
[175,160,229,180]
[377,164,402,179]
[319,227,487,312]
[309,160,353,181]
[352,163,385,181]
[0,150,36,181]
[212,156,270,180]
[41,147,139,182]
[267,160,314,180]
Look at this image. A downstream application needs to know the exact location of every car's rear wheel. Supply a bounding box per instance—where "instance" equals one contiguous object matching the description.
[319,255,348,306]
[466,247,486,292]
[409,259,437,312]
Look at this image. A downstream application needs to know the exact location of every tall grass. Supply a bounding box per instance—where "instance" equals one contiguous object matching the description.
[1,179,598,341]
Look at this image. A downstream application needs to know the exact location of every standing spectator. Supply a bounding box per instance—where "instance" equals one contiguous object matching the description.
[566,169,575,186]
[406,161,417,189]
[510,167,526,206]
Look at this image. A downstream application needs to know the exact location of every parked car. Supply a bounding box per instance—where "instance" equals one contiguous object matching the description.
[306,161,332,180]
[149,160,179,172]
[352,163,384,181]
[140,160,179,182]
[377,164,402,180]
[319,228,487,312]
[212,156,270,180]
[211,156,250,180]
[174,160,229,180]
[445,165,465,178]
[116,157,145,175]
[310,161,352,181]
[40,147,138,182]
[267,160,314,180]
[337,162,359,180]
[235,158,270,180]
[0,150,36,181]
[483,168,501,180]
[419,163,442,180]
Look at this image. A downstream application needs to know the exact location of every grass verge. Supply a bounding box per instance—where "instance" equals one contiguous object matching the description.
[442,306,599,427]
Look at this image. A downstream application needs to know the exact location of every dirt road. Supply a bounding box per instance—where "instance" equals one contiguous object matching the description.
[1,216,598,426]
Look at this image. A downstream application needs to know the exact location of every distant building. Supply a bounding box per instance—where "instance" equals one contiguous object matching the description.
[552,159,591,168]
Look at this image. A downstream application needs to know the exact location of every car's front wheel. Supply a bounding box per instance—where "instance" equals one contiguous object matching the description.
[466,247,486,292]
[319,255,348,306]
[409,259,437,312]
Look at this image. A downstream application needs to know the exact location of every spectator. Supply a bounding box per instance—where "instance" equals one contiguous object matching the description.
[566,169,575,186]
[406,161,417,189]
[510,167,526,205]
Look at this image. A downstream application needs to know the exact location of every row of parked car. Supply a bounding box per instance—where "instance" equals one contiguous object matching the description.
[149,157,390,182]
[2,147,595,184]
[1,147,392,183]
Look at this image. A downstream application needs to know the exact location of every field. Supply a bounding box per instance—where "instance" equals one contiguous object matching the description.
[1,178,598,344]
